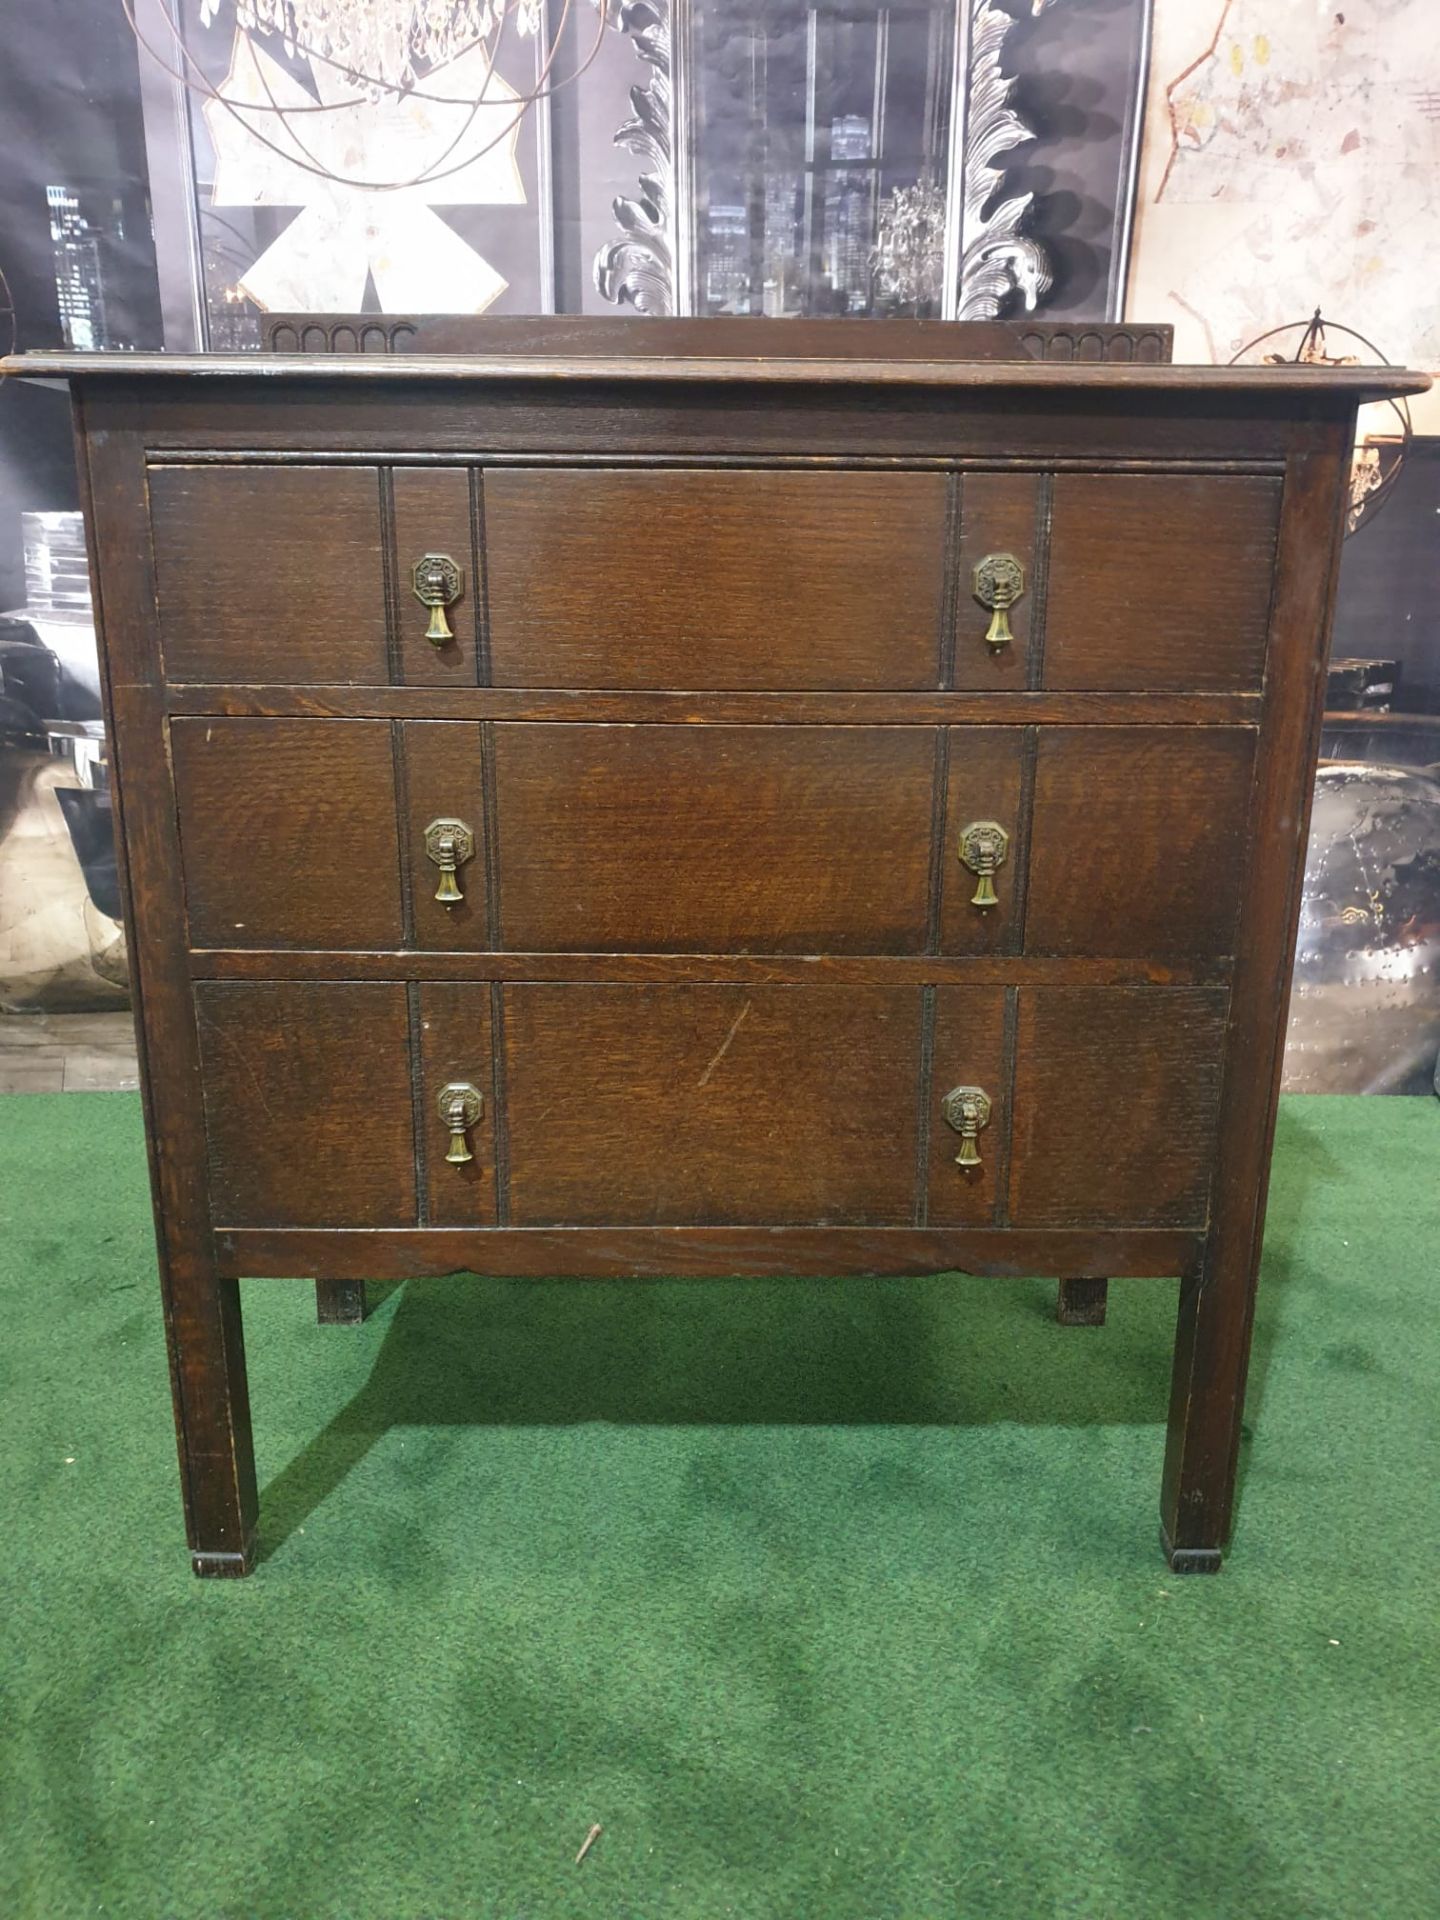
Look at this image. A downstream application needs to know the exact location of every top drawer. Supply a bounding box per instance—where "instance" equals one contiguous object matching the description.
[147,462,1281,692]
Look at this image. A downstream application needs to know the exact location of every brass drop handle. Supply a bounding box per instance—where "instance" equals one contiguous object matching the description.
[424,816,475,906]
[959,819,1009,911]
[412,552,463,646]
[438,1081,484,1166]
[973,552,1025,653]
[942,1085,992,1170]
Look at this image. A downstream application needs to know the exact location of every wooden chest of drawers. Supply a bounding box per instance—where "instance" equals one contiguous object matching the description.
[11,325,1424,1577]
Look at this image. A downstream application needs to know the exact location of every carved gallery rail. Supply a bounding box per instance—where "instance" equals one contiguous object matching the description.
[4,324,1426,1577]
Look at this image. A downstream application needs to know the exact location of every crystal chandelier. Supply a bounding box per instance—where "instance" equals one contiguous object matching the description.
[197,0,550,96]
[127,0,610,192]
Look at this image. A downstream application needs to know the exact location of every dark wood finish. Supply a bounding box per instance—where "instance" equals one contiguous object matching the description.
[1161,441,1354,1571]
[396,721,487,950]
[416,983,500,1227]
[194,982,416,1227]
[1057,1277,1108,1326]
[502,984,922,1226]
[1045,475,1282,691]
[188,951,1227,987]
[263,313,1037,360]
[171,718,402,949]
[484,469,948,689]
[1009,988,1229,1228]
[164,685,1262,725]
[1026,727,1257,960]
[46,382,1358,467]
[938,728,1027,954]
[390,468,480,684]
[23,345,1418,399]
[315,1279,369,1325]
[952,475,1039,692]
[1014,324,1173,365]
[76,402,259,1576]
[23,335,1421,1576]
[218,1224,1204,1282]
[149,465,387,684]
[259,313,1173,365]
[926,987,1009,1226]
[492,724,936,952]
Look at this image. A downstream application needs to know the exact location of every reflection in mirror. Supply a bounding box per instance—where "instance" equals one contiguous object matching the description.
[690,1,955,317]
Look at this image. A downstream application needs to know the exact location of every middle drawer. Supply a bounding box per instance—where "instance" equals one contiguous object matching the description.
[171,718,1255,959]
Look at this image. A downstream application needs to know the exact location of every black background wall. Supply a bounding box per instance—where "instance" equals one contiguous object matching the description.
[0,0,163,609]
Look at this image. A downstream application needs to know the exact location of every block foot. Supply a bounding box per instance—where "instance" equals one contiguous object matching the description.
[191,1534,257,1579]
[1160,1524,1222,1575]
[1057,1276,1108,1326]
[316,1279,369,1326]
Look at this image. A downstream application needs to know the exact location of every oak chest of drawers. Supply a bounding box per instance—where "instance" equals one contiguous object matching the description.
[13,323,1424,1577]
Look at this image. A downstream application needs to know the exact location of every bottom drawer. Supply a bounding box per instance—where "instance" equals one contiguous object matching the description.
[193,981,1228,1232]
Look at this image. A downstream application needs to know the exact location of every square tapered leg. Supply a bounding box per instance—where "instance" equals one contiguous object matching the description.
[315,1279,369,1326]
[1057,1277,1108,1326]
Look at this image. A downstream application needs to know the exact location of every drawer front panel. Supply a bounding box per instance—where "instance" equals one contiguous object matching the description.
[1025,726,1256,961]
[927,987,1009,1226]
[493,723,937,953]
[391,468,479,684]
[1043,474,1281,691]
[416,983,499,1227]
[173,718,404,949]
[502,983,922,1225]
[952,473,1039,691]
[1009,987,1228,1228]
[397,720,488,951]
[191,981,1229,1234]
[938,727,1026,953]
[483,468,949,689]
[195,982,416,1227]
[151,466,388,684]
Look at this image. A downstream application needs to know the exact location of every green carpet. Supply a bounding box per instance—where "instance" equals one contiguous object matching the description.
[1,1091,1437,1920]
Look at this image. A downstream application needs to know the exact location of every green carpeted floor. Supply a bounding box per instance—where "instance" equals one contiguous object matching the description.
[1,1091,1437,1919]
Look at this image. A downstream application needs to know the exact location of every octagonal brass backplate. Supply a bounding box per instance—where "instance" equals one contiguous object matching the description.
[412,552,463,644]
[972,551,1025,652]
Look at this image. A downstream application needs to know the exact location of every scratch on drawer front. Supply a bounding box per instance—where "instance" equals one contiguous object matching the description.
[696,1001,752,1089]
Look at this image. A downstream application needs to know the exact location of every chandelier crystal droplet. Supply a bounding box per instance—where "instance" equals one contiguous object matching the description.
[197,0,554,95]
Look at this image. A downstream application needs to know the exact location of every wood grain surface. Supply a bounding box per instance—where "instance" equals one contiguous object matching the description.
[938,727,1027,954]
[1044,474,1282,691]
[926,986,1009,1226]
[150,465,388,684]
[501,983,923,1226]
[194,982,416,1227]
[484,468,948,689]
[1009,987,1229,1228]
[491,723,938,953]
[389,466,480,684]
[171,718,402,949]
[1026,726,1256,960]
[953,473,1041,691]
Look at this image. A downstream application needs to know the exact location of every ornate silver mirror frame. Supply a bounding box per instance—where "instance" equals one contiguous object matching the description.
[595,0,1153,322]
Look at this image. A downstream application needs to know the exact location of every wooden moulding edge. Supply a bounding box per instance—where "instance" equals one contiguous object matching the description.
[215,1225,1203,1282]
